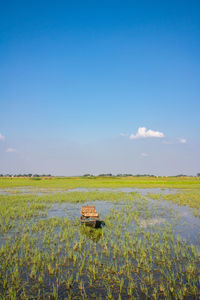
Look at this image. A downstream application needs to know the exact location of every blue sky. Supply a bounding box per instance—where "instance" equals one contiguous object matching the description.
[0,0,200,175]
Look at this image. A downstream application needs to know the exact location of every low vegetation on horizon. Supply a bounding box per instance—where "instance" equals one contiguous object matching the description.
[0,175,200,190]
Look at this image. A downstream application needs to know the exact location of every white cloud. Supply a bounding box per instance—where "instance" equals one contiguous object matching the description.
[179,138,186,144]
[6,148,17,153]
[130,127,164,140]
[120,133,129,137]
[0,133,5,140]
[163,138,187,145]
[141,152,149,157]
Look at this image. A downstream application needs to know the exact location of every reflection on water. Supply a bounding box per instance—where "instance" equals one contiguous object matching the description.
[139,217,166,228]
[147,197,200,245]
[79,226,103,243]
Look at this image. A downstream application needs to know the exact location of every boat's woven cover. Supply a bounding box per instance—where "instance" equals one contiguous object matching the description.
[81,206,99,217]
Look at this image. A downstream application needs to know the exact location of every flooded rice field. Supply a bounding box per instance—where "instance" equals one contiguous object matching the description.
[0,188,200,299]
[0,187,177,195]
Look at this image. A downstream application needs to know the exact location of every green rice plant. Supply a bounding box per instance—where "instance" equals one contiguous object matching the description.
[0,187,200,299]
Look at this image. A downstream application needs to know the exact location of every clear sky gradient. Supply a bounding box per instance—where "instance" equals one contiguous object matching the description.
[0,0,200,175]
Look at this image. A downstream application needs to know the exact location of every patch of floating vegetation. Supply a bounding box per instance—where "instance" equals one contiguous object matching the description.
[0,190,200,299]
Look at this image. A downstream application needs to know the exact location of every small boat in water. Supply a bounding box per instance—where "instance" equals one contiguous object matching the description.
[80,206,105,228]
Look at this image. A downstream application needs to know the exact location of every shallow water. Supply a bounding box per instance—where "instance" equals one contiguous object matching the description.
[46,200,118,219]
[0,186,177,195]
[145,197,200,246]
[1,188,200,299]
[66,187,178,195]
[44,193,200,247]
[1,187,199,247]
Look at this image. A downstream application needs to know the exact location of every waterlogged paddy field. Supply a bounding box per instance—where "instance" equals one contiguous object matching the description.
[0,181,200,299]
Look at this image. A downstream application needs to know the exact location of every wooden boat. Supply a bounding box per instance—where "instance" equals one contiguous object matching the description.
[80,206,105,228]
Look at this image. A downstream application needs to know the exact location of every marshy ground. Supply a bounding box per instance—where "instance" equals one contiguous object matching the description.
[0,177,200,299]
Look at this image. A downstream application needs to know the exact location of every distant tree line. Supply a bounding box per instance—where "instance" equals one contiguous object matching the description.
[173,174,187,177]
[83,173,200,177]
[83,173,156,177]
[0,174,52,177]
[0,173,200,177]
